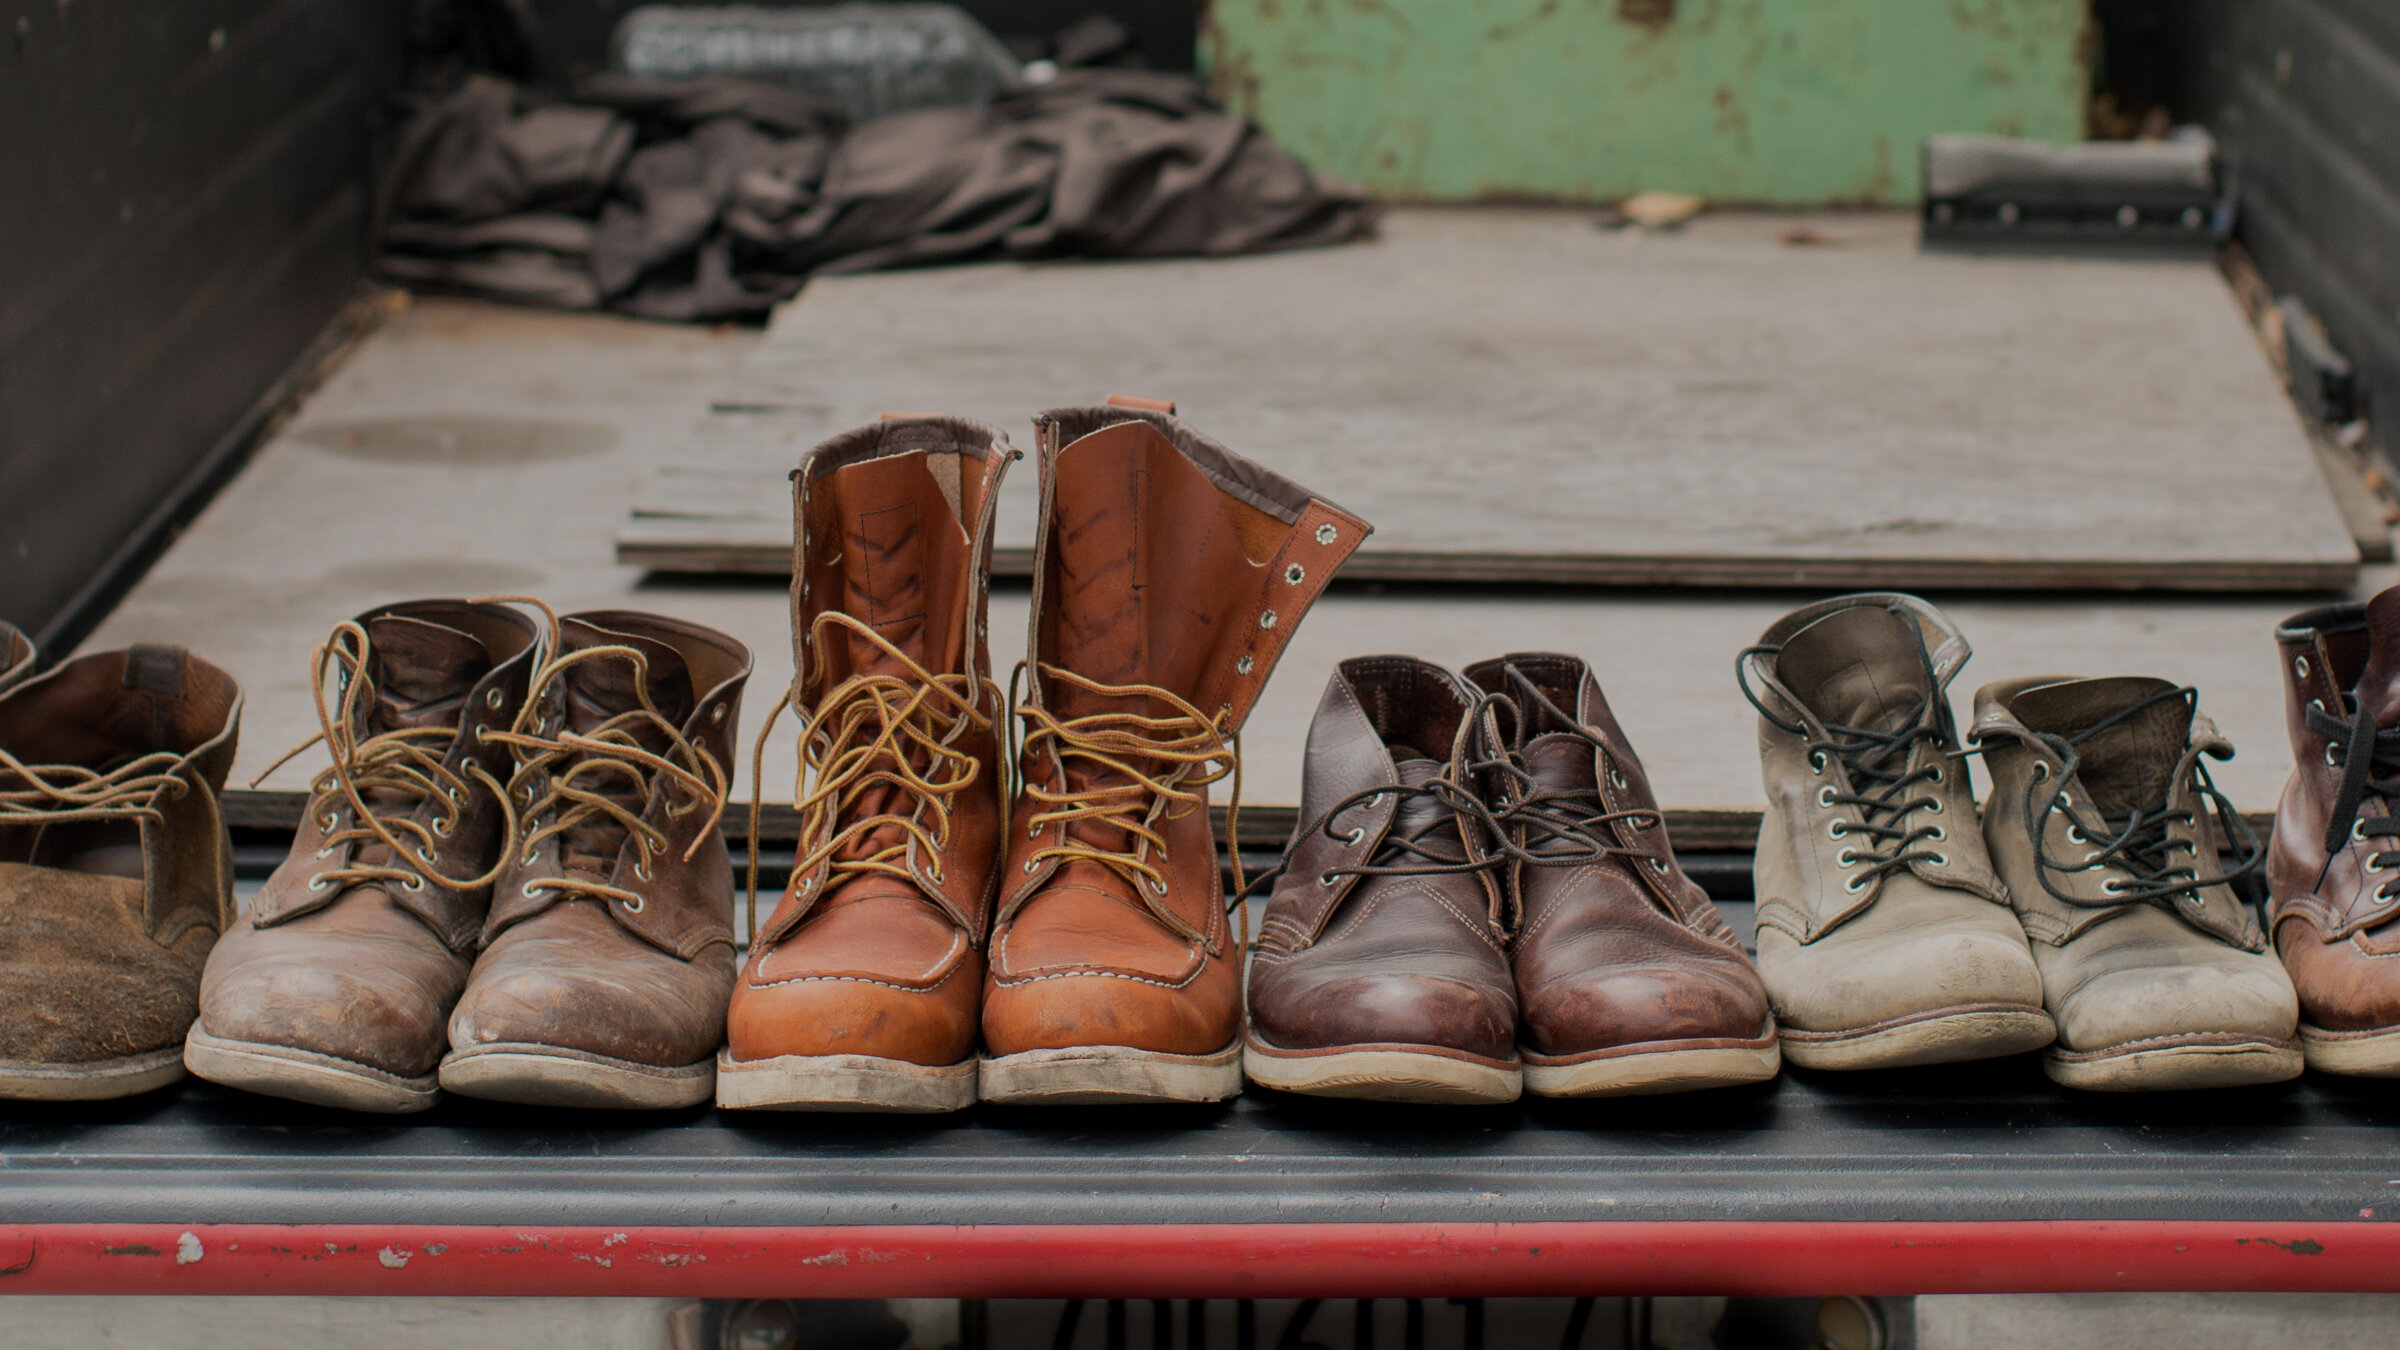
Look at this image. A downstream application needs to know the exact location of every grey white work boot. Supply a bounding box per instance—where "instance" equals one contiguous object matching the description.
[1740,594,2052,1069]
[1972,677,2301,1090]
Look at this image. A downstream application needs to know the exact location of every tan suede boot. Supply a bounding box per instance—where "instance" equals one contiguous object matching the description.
[1,644,241,1100]
[1974,676,2300,1090]
[1741,594,2051,1069]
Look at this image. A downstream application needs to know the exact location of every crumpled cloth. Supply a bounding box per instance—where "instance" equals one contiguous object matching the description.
[377,71,1379,321]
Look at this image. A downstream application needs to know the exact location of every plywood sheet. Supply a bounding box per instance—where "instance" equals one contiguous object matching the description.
[620,209,2358,591]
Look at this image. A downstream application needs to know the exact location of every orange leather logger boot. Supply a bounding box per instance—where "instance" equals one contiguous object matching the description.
[979,397,1369,1105]
[719,416,1016,1112]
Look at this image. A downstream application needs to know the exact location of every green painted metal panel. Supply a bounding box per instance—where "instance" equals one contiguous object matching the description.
[1201,0,2092,204]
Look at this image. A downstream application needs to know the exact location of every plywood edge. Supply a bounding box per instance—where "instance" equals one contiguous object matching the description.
[615,528,2359,593]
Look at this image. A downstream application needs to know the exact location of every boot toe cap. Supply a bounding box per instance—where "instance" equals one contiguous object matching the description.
[1250,970,1516,1061]
[1760,919,2044,1033]
[728,950,983,1067]
[1520,960,1770,1056]
[2054,957,2300,1052]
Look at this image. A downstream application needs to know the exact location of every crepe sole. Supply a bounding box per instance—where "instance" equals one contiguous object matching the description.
[715,1050,977,1112]
[1523,1025,1782,1098]
[439,1042,714,1109]
[980,1041,1242,1106]
[1778,1003,2056,1071]
[2046,1034,2303,1091]
[2300,1021,2400,1077]
[1243,1036,1520,1105]
[185,1025,437,1113]
[0,1045,187,1102]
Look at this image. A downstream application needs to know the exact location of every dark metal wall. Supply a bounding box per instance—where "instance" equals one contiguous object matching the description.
[2175,0,2400,462]
[0,1,406,647]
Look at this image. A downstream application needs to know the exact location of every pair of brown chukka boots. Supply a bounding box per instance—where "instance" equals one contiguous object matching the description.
[1244,654,1778,1104]
[0,621,243,1100]
[185,599,751,1112]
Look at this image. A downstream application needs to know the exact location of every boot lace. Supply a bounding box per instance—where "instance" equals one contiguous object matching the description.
[0,752,188,826]
[1015,662,1239,939]
[2018,684,2262,908]
[1739,642,1951,895]
[746,611,998,934]
[2308,689,2400,899]
[252,620,514,897]
[486,642,727,914]
[1482,664,1670,874]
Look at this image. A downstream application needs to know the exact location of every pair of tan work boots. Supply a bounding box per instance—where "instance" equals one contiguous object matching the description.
[1742,593,2300,1091]
[0,623,244,1100]
[184,600,752,1112]
[1243,654,1777,1105]
[719,398,1368,1112]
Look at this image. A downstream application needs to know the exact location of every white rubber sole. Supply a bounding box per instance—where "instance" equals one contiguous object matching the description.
[1523,1026,1783,1098]
[0,1044,187,1102]
[2046,1034,2303,1091]
[185,1025,438,1114]
[1243,1036,1521,1105]
[439,1042,714,1109]
[980,1040,1243,1106]
[1778,1003,2056,1071]
[715,1050,977,1113]
[2299,1021,2400,1077]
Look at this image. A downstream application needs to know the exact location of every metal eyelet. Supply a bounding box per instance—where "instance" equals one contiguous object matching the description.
[1827,821,1848,841]
[416,846,436,863]
[711,706,725,723]
[522,847,538,865]
[1924,797,1944,816]
[433,817,454,839]
[2058,791,2073,809]
[634,862,652,882]
[1028,821,1042,838]
[1023,859,1039,874]
[1315,523,1338,545]
[1836,848,1859,867]
[2311,699,2326,712]
[2354,820,2370,844]
[1928,825,1946,841]
[622,894,646,913]
[1284,563,1305,585]
[2067,825,2086,844]
[2031,762,2051,782]
[2327,744,2343,768]
[520,880,542,898]
[318,814,339,832]
[1808,750,1830,774]
[1258,610,1278,631]
[1927,852,1949,867]
[1929,766,1944,785]
[1319,871,1339,886]
[1343,826,1366,845]
[401,875,425,893]
[2102,878,2126,895]
[485,688,504,709]
[315,846,335,861]
[307,874,334,892]
[2296,655,2311,678]
[1608,768,1629,790]
[1147,876,1169,896]
[1844,875,1869,894]
[1647,857,1670,874]
[1235,655,1254,676]
[1816,785,1837,808]
[2376,888,2396,906]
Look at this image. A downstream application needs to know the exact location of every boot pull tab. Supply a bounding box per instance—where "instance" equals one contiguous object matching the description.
[1105,394,1176,414]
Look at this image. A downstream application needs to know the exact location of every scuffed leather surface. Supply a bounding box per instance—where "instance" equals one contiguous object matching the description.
[452,899,735,1066]
[0,864,210,1065]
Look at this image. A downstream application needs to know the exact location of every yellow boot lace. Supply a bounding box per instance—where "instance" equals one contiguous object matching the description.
[483,642,728,914]
[251,620,515,896]
[745,611,999,936]
[1014,662,1244,944]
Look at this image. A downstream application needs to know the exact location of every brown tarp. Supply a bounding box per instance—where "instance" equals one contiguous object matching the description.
[377,71,1379,322]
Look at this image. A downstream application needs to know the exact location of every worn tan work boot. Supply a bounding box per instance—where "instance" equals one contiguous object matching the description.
[720,416,1015,1113]
[1974,676,2300,1090]
[2266,588,2400,1075]
[2,644,241,1100]
[0,621,34,693]
[440,610,749,1109]
[1740,594,2051,1070]
[980,397,1370,1105]
[187,601,543,1112]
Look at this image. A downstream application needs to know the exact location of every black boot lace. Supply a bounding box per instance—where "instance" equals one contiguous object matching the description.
[2017,684,2262,908]
[2306,689,2400,898]
[1479,663,1670,873]
[1738,642,1951,894]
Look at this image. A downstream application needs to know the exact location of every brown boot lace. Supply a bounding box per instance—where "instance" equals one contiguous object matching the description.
[1014,662,1242,944]
[745,611,999,935]
[485,641,728,914]
[252,620,516,897]
[0,750,190,829]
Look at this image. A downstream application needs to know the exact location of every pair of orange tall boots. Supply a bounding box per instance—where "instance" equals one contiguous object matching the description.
[718,398,1368,1110]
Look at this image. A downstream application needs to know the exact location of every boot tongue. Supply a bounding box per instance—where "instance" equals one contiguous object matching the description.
[362,615,491,735]
[1521,733,1599,797]
[557,618,695,866]
[806,451,974,690]
[2012,676,2190,818]
[2354,587,2400,725]
[1386,755,1465,862]
[1775,605,1937,737]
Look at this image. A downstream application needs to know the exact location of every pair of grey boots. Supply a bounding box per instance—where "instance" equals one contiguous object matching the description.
[1741,594,2300,1091]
